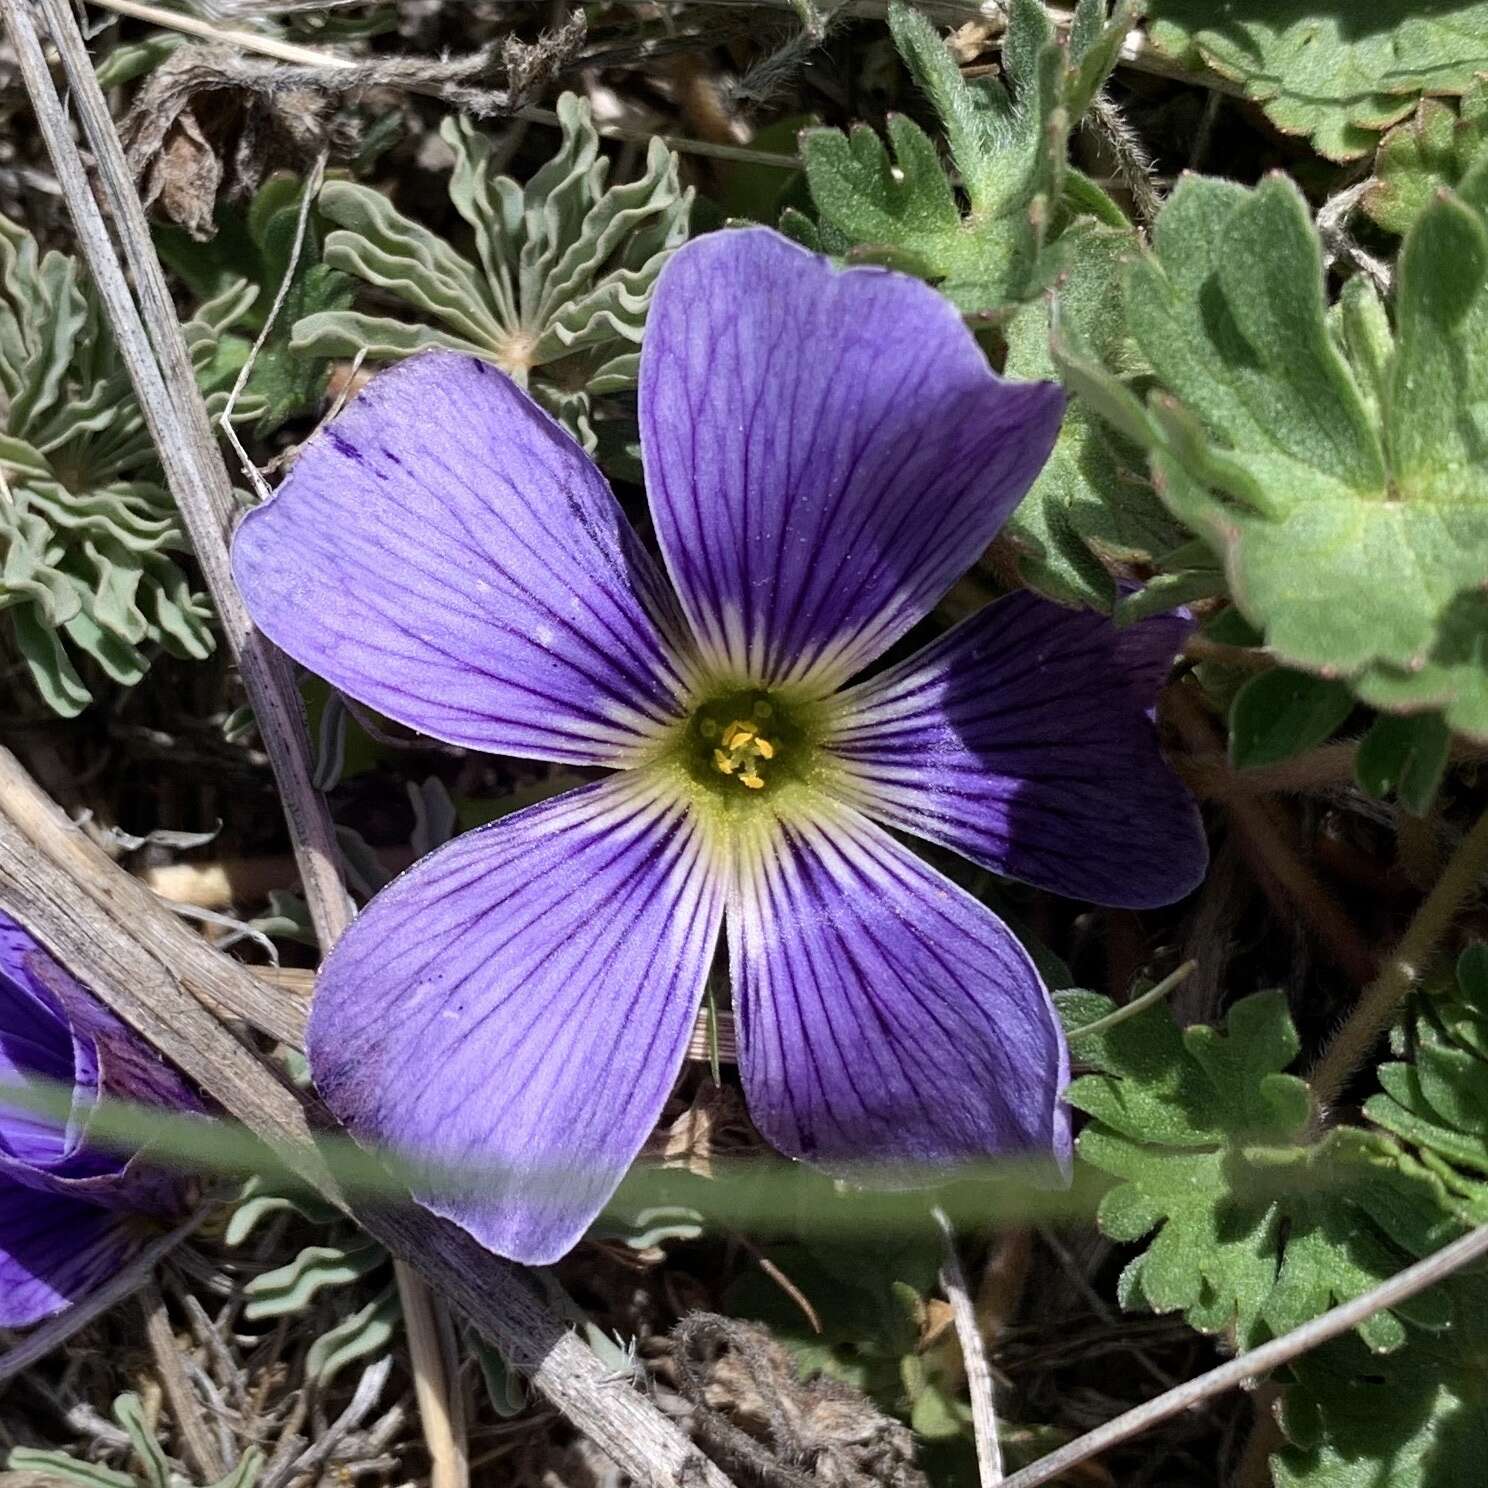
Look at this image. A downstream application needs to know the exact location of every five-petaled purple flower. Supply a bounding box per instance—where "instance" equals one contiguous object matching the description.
[0,910,197,1325]
[232,228,1206,1264]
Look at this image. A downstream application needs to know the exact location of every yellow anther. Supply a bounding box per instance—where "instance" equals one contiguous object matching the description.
[711,716,779,791]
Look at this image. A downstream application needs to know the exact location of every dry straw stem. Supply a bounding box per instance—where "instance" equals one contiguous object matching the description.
[140,1279,227,1482]
[0,746,735,1488]
[997,1216,1488,1488]
[5,0,350,952]
[933,1208,1004,1487]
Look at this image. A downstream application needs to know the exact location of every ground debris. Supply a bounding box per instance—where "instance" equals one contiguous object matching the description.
[668,1313,927,1488]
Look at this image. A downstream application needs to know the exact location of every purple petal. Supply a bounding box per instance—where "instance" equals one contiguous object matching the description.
[0,1177,143,1326]
[307,772,726,1264]
[823,594,1207,908]
[233,351,698,766]
[639,227,1063,693]
[0,910,198,1207]
[728,799,1070,1175]
[0,913,74,1166]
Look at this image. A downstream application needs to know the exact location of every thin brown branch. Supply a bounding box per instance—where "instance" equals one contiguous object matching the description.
[1166,686,1377,987]
[141,1280,227,1482]
[1309,803,1488,1110]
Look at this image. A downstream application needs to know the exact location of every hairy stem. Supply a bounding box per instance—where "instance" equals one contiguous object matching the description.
[1309,804,1488,1109]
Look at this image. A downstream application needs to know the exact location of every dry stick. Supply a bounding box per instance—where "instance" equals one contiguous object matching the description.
[11,0,349,955]
[0,749,733,1488]
[87,0,800,167]
[933,1208,1003,1488]
[140,1280,227,1482]
[2,9,727,1485]
[997,1217,1488,1488]
[1166,686,1377,988]
[0,1211,210,1386]
[1309,804,1488,1110]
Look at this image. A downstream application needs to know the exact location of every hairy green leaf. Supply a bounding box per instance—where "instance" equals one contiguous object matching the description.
[797,0,1134,317]
[1229,669,1354,770]
[159,174,352,433]
[1365,82,1488,236]
[1058,169,1488,738]
[292,94,692,451]
[1355,712,1451,816]
[305,1284,401,1389]
[1003,222,1186,608]
[1273,1271,1488,1488]
[1144,1,1488,163]
[1062,989,1459,1350]
[243,1240,387,1320]
[1366,947,1488,1211]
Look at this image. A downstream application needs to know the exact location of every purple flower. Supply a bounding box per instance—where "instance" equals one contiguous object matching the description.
[0,911,198,1326]
[232,228,1206,1264]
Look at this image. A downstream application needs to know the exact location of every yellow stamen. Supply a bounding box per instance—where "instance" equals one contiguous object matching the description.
[711,716,779,791]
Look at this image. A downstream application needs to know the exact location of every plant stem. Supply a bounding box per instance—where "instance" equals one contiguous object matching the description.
[1309,804,1488,1109]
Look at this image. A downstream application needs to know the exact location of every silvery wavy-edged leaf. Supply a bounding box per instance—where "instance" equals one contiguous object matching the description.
[0,214,250,716]
[291,93,693,450]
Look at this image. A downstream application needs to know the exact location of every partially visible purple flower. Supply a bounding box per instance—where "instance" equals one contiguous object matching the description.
[0,911,197,1326]
[233,227,1207,1265]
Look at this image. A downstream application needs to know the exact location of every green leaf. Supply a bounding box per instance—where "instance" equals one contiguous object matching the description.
[1070,169,1488,739]
[115,1393,170,1488]
[204,1452,263,1488]
[1003,222,1186,609]
[1355,712,1451,816]
[0,212,233,714]
[1365,958,1488,1216]
[1273,1270,1488,1488]
[797,0,1133,317]
[1365,83,1488,236]
[243,1241,386,1320]
[5,1450,136,1488]
[292,95,691,451]
[1228,669,1354,769]
[305,1285,401,1389]
[1069,989,1460,1349]
[1145,2,1488,163]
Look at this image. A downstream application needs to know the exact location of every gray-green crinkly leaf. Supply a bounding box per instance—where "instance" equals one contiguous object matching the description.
[1055,167,1488,740]
[794,0,1133,318]
[7,1391,264,1488]
[0,213,250,716]
[291,93,692,451]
